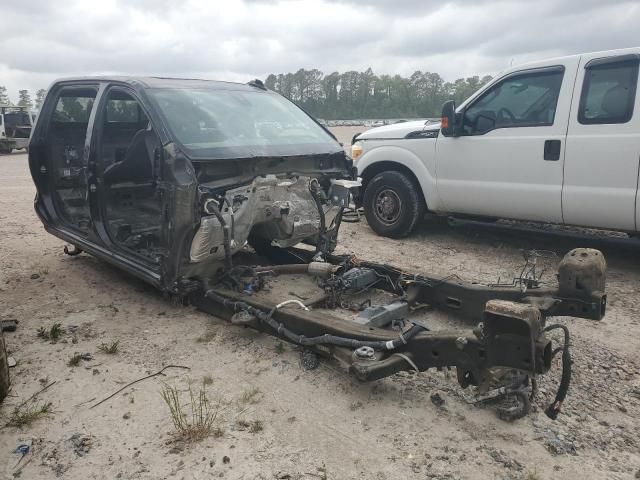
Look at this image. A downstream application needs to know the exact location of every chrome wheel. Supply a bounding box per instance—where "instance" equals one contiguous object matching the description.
[374,188,402,225]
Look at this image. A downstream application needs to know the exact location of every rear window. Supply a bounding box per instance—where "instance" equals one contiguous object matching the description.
[4,111,31,127]
[578,57,639,125]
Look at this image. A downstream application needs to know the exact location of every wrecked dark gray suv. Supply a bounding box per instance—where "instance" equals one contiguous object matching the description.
[29,77,355,291]
[27,76,608,420]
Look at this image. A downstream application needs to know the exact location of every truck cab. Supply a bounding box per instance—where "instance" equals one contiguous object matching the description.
[0,106,34,154]
[28,77,355,293]
[353,47,640,238]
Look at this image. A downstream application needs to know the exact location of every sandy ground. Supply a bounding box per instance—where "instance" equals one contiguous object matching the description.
[1,128,639,479]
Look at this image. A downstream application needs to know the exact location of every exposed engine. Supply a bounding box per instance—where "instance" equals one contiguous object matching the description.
[190,175,360,263]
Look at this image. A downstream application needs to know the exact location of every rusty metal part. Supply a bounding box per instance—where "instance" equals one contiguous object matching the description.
[190,246,607,419]
[558,248,606,296]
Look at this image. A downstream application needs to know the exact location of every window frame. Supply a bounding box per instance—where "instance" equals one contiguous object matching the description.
[577,54,639,126]
[461,65,565,136]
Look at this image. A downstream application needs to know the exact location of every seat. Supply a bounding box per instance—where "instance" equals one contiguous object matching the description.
[103,127,159,185]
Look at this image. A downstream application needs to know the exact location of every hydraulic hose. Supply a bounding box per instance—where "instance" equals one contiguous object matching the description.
[543,323,571,420]
[204,288,424,351]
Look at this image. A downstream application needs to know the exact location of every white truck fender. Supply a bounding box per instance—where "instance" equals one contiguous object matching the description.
[356,144,443,212]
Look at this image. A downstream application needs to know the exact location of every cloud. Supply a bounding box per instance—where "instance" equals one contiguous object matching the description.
[1,0,639,102]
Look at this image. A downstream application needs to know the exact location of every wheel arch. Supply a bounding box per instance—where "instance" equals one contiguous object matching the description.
[356,144,441,211]
[359,161,427,210]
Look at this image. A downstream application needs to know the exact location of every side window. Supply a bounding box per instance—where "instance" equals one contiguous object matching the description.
[53,95,94,123]
[106,98,142,123]
[462,68,564,135]
[100,91,150,168]
[578,57,639,125]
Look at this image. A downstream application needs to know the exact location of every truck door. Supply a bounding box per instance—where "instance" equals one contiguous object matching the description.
[40,86,98,234]
[563,53,640,231]
[94,87,165,265]
[435,59,578,222]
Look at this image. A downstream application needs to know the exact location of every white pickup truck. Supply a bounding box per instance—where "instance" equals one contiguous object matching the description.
[352,47,640,238]
[0,106,34,154]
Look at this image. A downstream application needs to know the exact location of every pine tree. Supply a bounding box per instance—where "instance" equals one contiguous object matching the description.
[18,90,33,109]
[0,86,10,106]
[35,89,47,110]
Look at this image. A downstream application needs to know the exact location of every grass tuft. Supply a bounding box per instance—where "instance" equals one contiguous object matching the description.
[6,401,53,428]
[239,386,262,405]
[274,341,285,354]
[67,353,83,367]
[98,340,120,354]
[161,380,224,442]
[203,375,214,386]
[37,322,65,342]
[249,419,264,433]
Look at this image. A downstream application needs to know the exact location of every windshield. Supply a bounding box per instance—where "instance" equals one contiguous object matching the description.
[148,88,340,159]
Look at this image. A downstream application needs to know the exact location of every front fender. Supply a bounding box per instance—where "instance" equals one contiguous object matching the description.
[356,143,443,211]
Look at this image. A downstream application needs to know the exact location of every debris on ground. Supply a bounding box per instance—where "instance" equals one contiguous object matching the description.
[68,433,93,457]
[430,392,445,407]
[1,319,18,332]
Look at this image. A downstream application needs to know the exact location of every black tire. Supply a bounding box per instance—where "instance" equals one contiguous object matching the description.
[363,170,425,238]
[0,330,9,403]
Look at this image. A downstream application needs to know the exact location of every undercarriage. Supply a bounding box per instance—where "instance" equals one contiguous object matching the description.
[190,244,606,421]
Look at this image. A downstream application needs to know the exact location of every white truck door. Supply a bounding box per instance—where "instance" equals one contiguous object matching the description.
[563,52,640,231]
[435,59,578,222]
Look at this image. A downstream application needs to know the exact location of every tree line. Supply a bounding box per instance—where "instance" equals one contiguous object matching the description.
[1,68,492,119]
[264,68,492,119]
[0,86,47,110]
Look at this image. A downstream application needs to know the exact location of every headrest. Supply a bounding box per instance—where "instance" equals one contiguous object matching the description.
[601,84,629,118]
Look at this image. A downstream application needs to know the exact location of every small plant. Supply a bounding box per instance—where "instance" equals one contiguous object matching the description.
[203,375,214,386]
[239,386,262,405]
[37,322,65,342]
[98,340,119,354]
[7,401,53,428]
[249,419,264,433]
[274,341,285,354]
[161,381,223,442]
[68,353,83,367]
[236,419,250,429]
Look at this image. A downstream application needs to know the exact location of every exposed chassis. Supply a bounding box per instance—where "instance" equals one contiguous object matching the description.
[191,246,606,420]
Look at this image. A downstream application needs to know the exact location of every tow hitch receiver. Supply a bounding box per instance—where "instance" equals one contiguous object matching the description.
[192,247,606,421]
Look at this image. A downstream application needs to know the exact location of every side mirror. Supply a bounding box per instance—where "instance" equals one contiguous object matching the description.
[440,100,460,137]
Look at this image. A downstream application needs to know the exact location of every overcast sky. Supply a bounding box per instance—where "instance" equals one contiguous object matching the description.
[1,0,639,102]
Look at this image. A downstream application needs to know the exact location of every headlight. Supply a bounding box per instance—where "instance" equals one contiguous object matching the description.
[351,142,363,161]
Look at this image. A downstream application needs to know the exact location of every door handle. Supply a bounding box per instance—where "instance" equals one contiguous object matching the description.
[544,140,561,161]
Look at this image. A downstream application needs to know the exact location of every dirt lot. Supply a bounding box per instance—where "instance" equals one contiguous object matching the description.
[1,129,639,479]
